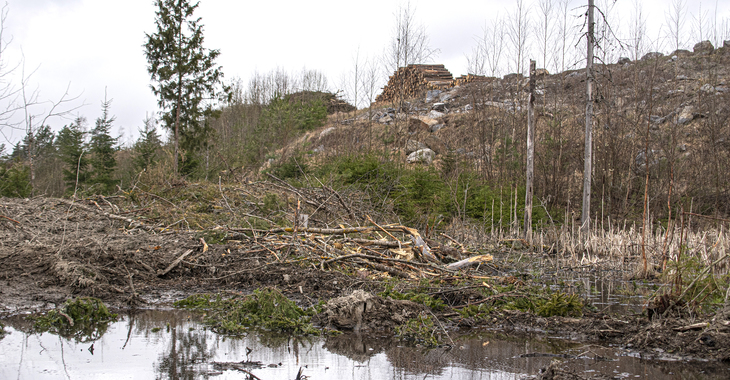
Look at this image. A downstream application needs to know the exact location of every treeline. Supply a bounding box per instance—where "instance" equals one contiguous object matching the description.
[0,68,349,197]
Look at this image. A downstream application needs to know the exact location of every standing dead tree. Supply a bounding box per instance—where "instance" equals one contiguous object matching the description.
[524,60,537,241]
[581,0,595,236]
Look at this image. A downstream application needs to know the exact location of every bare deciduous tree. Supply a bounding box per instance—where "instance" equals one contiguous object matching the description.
[507,0,530,75]
[383,1,439,75]
[536,0,555,71]
[665,0,687,52]
[628,0,647,61]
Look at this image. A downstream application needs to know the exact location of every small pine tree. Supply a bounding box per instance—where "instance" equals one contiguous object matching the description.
[89,96,119,194]
[133,115,162,172]
[56,117,89,194]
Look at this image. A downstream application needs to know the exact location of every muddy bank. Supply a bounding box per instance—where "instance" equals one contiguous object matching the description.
[1,196,729,366]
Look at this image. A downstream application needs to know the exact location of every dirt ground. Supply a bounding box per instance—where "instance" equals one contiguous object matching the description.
[1,196,729,366]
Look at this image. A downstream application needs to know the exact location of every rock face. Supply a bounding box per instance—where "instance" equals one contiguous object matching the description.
[693,40,714,54]
[407,148,435,164]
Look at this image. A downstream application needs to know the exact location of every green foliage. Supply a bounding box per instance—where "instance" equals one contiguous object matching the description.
[379,284,446,311]
[133,116,162,172]
[32,297,118,342]
[395,313,441,347]
[88,96,119,194]
[271,153,309,179]
[535,292,584,317]
[457,303,494,319]
[56,118,90,193]
[316,154,548,230]
[501,290,583,317]
[174,289,319,335]
[0,161,31,197]
[10,125,57,161]
[144,0,229,172]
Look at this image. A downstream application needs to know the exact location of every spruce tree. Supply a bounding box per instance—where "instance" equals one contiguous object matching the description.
[133,115,162,172]
[56,117,89,193]
[144,0,229,176]
[89,96,118,194]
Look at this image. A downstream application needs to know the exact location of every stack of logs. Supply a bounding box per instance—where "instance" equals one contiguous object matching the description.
[453,74,490,87]
[376,64,454,103]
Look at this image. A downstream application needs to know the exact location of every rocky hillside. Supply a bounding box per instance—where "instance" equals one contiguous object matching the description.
[277,40,730,220]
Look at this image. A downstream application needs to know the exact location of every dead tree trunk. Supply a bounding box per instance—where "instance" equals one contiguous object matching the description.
[581,0,595,237]
[524,60,536,241]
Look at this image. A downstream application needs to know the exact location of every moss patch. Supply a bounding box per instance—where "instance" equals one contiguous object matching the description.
[175,288,319,335]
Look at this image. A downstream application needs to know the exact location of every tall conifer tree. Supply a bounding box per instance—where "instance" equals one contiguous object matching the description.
[144,0,228,175]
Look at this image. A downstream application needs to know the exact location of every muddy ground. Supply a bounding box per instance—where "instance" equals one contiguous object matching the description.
[1,196,729,371]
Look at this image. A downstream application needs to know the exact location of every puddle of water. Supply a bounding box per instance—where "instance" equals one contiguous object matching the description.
[1,309,728,379]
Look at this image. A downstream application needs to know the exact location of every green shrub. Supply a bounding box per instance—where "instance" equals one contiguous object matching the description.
[175,289,319,335]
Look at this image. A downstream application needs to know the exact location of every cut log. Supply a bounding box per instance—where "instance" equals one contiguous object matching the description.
[446,254,494,270]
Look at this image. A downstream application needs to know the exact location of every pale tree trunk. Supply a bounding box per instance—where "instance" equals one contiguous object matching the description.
[581,0,595,236]
[524,60,536,242]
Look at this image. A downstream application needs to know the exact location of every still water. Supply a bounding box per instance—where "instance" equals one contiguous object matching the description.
[1,309,727,379]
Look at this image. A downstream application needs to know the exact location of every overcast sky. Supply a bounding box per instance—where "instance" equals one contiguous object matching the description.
[1,0,728,148]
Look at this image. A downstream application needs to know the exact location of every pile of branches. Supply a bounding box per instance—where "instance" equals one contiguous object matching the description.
[376,64,454,103]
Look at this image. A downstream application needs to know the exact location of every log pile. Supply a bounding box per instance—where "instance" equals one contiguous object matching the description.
[453,74,491,87]
[376,64,454,103]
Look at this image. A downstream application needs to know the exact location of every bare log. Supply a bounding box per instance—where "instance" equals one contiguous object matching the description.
[157,249,194,277]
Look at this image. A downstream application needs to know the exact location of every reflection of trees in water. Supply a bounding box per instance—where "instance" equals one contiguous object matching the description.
[322,333,394,363]
[155,326,217,380]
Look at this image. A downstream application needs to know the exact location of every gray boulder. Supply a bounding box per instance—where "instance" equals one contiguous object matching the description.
[430,123,444,133]
[406,149,435,165]
[432,102,447,112]
[425,90,442,103]
[676,106,695,125]
[693,40,714,54]
[641,52,664,61]
[405,139,428,155]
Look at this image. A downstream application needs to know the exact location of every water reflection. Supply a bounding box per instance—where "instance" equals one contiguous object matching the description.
[0,309,728,379]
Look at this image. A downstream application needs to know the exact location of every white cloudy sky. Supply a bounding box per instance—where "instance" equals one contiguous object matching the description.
[1,0,728,148]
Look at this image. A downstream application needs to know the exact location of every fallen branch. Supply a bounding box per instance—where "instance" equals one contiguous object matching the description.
[356,258,409,278]
[322,252,454,273]
[57,198,159,232]
[157,249,194,277]
[348,238,411,248]
[674,322,709,332]
[0,215,20,224]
